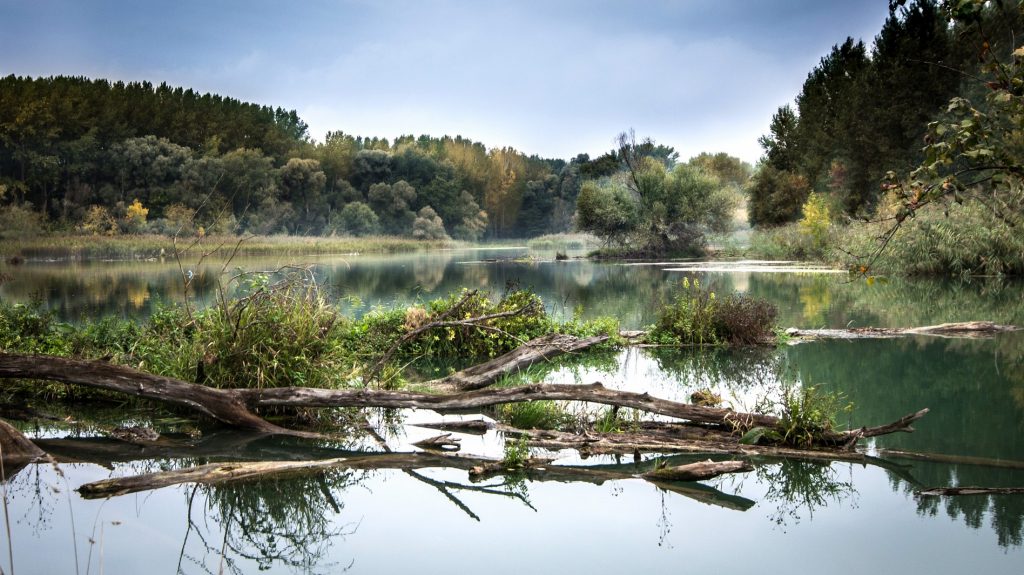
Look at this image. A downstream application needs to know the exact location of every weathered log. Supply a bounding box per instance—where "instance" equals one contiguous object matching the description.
[428,333,610,392]
[876,448,1024,470]
[412,433,461,451]
[413,419,494,435]
[241,382,781,429]
[786,321,1019,341]
[917,486,1024,496]
[641,459,753,482]
[78,458,349,498]
[0,418,46,465]
[499,425,897,464]
[0,353,927,450]
[0,353,309,437]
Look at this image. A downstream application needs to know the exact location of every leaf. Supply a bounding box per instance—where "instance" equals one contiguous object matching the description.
[1013,46,1024,58]
[739,427,769,445]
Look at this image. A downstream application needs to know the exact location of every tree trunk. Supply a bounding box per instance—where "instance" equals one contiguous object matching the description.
[0,353,309,437]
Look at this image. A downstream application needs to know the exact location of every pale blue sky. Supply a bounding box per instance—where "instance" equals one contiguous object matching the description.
[0,0,892,162]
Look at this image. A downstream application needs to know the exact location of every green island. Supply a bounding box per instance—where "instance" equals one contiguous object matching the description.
[2,1,1024,574]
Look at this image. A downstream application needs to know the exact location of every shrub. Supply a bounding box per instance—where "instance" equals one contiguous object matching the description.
[651,277,719,345]
[713,294,777,345]
[192,277,354,389]
[650,277,778,346]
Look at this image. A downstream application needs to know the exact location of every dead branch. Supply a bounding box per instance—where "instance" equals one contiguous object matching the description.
[412,433,461,452]
[0,352,928,453]
[427,333,610,392]
[0,353,312,438]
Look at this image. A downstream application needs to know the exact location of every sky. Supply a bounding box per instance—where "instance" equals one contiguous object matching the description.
[0,0,893,163]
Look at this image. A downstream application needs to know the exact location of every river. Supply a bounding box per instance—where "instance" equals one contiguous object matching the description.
[1,247,1022,574]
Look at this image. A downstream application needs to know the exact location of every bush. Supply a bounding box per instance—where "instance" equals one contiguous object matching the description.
[713,294,778,345]
[650,277,778,346]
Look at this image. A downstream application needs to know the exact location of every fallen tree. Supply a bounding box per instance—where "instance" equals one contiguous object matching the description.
[785,321,1019,341]
[0,351,927,455]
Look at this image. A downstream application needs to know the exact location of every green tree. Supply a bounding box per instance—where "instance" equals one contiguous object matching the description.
[333,201,380,236]
[412,206,450,240]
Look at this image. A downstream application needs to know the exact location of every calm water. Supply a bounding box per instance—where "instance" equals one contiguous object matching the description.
[2,248,1023,574]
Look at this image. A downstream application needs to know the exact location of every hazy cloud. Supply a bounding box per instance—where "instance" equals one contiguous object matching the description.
[0,0,892,162]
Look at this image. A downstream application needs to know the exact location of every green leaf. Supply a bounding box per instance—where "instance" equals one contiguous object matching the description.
[739,427,769,445]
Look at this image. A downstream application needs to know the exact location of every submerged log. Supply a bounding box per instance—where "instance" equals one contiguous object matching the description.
[413,419,494,435]
[413,433,461,451]
[0,418,46,465]
[786,321,1019,341]
[917,486,1024,496]
[641,459,753,482]
[78,458,350,498]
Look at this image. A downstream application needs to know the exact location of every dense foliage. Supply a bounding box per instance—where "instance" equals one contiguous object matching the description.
[0,76,597,240]
[749,0,1021,225]
[649,277,778,346]
[576,132,747,255]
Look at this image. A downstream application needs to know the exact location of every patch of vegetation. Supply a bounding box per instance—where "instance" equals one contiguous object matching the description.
[747,383,853,448]
[497,401,570,430]
[501,435,531,468]
[526,233,600,251]
[648,277,778,346]
[0,234,453,262]
[0,282,622,399]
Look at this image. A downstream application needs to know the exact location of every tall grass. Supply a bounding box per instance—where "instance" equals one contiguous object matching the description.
[0,233,455,261]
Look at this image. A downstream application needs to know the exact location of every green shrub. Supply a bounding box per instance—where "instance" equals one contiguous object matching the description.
[650,277,778,346]
[193,279,354,389]
[651,277,720,345]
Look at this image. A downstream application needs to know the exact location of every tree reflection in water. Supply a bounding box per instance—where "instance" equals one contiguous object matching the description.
[180,469,363,574]
[756,460,857,529]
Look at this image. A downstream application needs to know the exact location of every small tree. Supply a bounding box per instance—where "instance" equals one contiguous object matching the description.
[81,205,118,235]
[412,206,450,240]
[334,201,380,236]
[122,198,149,233]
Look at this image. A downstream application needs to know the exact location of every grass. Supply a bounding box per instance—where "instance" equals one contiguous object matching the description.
[0,233,457,261]
[747,383,853,448]
[526,233,601,251]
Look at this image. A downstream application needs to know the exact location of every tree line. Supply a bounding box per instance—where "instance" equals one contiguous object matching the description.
[0,75,583,239]
[749,0,1023,227]
[0,75,749,249]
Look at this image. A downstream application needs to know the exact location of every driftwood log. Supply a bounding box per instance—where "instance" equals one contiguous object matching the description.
[916,486,1024,496]
[641,459,753,482]
[785,321,1019,341]
[428,333,609,391]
